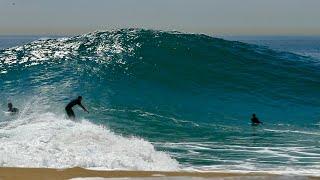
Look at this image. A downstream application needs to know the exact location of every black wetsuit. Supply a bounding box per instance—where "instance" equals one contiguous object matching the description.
[251,117,261,125]
[8,108,19,113]
[65,99,82,119]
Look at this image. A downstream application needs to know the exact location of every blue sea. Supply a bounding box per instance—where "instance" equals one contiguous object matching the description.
[0,29,319,176]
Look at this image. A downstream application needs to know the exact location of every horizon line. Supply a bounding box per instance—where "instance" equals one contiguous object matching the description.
[1,27,320,37]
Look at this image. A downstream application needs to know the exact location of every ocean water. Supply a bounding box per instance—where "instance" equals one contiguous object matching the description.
[222,36,320,59]
[0,29,319,176]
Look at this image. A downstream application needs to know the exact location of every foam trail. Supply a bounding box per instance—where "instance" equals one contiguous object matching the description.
[0,111,179,170]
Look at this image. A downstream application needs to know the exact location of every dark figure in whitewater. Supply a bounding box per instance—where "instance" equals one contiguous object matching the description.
[8,102,19,114]
[65,96,89,119]
[251,114,262,125]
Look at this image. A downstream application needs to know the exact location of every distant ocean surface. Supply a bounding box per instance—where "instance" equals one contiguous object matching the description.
[0,29,319,176]
[223,35,320,59]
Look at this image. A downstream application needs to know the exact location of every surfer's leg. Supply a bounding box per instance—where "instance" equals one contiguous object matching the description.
[66,108,75,119]
[69,110,75,120]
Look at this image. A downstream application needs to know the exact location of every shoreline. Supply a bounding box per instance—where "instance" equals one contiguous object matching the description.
[0,167,317,180]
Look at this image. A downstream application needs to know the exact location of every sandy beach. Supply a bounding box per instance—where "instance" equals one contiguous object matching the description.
[0,167,317,180]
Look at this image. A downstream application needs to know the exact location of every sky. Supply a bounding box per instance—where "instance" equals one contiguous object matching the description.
[0,0,319,35]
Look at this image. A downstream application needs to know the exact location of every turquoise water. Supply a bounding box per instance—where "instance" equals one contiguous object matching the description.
[0,29,319,175]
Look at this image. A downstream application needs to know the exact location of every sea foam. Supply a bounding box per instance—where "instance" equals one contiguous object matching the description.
[0,111,179,170]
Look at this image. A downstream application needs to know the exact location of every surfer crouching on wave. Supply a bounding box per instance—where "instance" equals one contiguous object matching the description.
[65,96,89,119]
[251,113,262,125]
[8,102,19,114]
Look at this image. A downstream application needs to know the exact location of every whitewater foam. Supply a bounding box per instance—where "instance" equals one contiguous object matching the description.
[264,128,320,136]
[155,142,320,176]
[0,111,179,170]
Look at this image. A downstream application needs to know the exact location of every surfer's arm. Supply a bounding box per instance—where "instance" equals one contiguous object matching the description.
[79,103,89,113]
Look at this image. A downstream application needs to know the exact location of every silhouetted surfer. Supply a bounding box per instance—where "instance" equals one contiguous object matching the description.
[251,114,262,125]
[8,102,19,114]
[65,96,89,119]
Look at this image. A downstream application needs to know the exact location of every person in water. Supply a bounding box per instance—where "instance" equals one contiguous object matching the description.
[251,113,262,125]
[65,96,89,119]
[8,102,19,113]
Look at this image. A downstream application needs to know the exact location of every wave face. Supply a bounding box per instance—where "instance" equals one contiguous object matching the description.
[0,29,320,175]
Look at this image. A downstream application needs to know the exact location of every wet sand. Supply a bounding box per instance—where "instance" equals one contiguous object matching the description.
[0,167,316,180]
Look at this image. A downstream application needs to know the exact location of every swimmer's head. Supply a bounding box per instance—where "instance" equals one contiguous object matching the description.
[252,113,256,117]
[78,96,82,101]
[8,103,13,109]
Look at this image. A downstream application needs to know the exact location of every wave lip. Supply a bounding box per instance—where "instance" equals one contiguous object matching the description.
[0,29,141,72]
[0,112,179,170]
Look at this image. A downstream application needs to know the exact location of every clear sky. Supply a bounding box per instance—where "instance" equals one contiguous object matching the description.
[0,0,319,35]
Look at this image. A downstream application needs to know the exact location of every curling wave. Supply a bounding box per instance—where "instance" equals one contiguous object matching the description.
[0,29,320,175]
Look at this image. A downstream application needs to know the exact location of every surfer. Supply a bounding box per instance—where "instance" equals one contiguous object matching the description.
[251,114,262,125]
[65,96,89,119]
[8,102,19,114]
